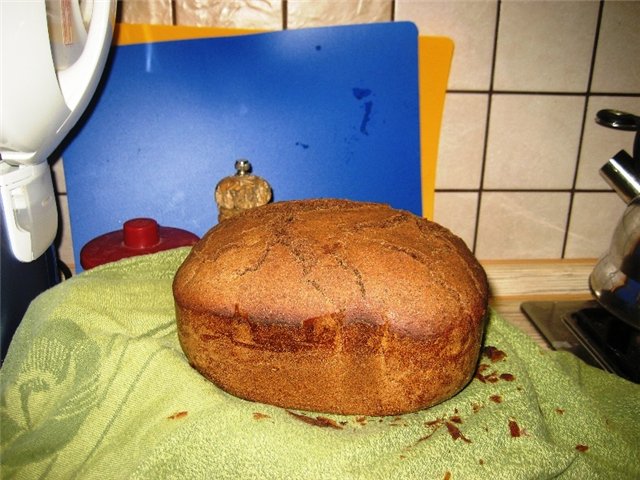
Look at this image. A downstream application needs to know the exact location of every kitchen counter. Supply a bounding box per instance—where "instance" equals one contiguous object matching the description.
[483,259,596,349]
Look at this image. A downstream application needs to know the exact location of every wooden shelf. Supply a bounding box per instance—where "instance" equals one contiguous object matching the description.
[483,259,596,349]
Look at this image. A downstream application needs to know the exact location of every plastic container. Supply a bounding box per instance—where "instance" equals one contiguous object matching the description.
[80,218,199,270]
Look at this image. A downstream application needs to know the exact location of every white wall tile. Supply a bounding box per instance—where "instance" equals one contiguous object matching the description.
[433,191,478,250]
[475,192,570,259]
[395,0,497,91]
[120,0,173,25]
[494,1,598,92]
[576,96,640,190]
[484,94,584,189]
[591,1,640,94]
[435,93,488,189]
[174,0,283,29]
[288,0,392,28]
[564,192,625,259]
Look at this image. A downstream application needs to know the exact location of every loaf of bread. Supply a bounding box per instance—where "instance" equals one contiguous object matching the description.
[173,199,488,416]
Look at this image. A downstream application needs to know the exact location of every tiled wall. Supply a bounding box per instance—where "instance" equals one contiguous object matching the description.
[54,0,640,268]
[400,0,640,261]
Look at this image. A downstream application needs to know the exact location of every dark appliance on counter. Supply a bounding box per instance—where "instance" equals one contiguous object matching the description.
[522,109,640,384]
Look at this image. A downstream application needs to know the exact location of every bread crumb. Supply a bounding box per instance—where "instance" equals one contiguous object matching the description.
[167,411,188,420]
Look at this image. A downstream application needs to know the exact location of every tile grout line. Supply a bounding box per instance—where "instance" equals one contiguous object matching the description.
[282,0,288,30]
[447,90,640,97]
[436,188,613,194]
[561,0,605,258]
[472,0,502,255]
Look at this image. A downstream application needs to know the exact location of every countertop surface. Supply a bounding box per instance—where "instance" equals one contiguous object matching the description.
[482,259,596,349]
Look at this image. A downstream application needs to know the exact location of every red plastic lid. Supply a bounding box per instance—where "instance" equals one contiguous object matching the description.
[80,218,199,270]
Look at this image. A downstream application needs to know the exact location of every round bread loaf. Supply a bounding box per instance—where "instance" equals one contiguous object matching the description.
[173,199,489,416]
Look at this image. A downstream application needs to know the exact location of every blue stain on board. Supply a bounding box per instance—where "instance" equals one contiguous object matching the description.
[353,88,373,135]
[360,101,373,135]
[352,87,371,100]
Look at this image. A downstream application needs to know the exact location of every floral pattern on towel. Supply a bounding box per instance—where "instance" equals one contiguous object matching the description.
[1,319,101,471]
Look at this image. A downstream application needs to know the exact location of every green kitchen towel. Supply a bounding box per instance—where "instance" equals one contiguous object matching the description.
[1,247,638,480]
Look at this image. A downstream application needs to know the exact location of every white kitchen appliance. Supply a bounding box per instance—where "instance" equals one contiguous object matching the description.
[0,0,115,360]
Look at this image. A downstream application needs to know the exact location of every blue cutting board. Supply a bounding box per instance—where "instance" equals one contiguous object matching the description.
[62,22,422,270]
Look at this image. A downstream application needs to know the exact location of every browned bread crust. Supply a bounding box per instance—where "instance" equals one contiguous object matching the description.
[173,199,489,416]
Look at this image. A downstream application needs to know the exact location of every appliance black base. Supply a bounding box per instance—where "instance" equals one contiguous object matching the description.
[1,225,60,363]
[521,300,640,384]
